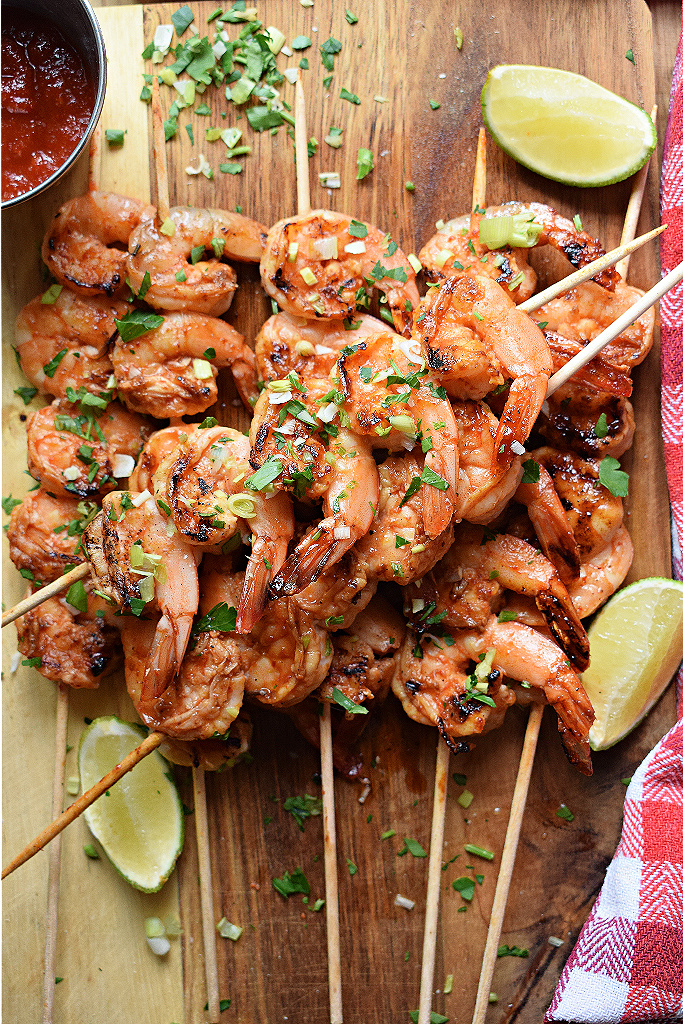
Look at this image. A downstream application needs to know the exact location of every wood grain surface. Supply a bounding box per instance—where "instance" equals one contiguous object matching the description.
[1,2,679,1023]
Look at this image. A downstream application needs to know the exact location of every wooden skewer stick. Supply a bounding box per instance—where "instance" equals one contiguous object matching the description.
[42,685,69,1024]
[2,731,164,879]
[2,563,89,628]
[293,73,343,1024]
[417,130,487,1024]
[518,224,665,314]
[151,74,221,1024]
[470,704,544,1024]
[546,259,683,397]
[193,770,221,1024]
[471,152,658,1024]
[616,105,657,281]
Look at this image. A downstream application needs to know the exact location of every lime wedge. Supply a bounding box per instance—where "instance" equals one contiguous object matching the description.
[481,64,656,187]
[78,716,184,892]
[580,579,683,751]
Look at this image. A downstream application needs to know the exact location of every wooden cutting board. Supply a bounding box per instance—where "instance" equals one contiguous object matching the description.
[1,2,676,1022]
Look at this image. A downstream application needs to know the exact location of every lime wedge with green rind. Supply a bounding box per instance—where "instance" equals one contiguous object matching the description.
[78,716,184,892]
[580,578,683,750]
[481,64,656,187]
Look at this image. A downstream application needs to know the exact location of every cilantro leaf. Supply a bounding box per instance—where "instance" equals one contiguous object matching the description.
[283,794,323,831]
[599,455,629,497]
[272,867,310,898]
[521,459,540,484]
[192,602,237,634]
[115,310,164,343]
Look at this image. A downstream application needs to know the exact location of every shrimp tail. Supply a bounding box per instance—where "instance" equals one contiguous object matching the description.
[140,613,193,702]
[236,553,272,633]
[495,374,548,466]
[515,465,581,585]
[535,589,590,672]
[269,519,345,598]
[231,351,260,410]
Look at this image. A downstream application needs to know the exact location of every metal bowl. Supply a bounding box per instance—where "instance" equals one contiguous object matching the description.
[0,0,106,209]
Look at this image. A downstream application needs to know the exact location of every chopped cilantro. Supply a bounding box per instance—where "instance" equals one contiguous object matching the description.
[595,412,608,438]
[556,804,575,822]
[331,687,369,715]
[521,458,540,484]
[272,867,310,898]
[599,455,629,497]
[340,87,361,105]
[115,310,164,343]
[497,944,529,958]
[192,602,237,634]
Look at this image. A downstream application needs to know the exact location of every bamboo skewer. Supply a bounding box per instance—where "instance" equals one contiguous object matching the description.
[42,685,69,1024]
[417,128,487,1024]
[151,75,222,1023]
[470,151,659,1024]
[294,73,344,1024]
[615,106,657,280]
[2,731,164,879]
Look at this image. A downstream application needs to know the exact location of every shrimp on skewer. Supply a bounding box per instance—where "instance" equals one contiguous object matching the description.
[7,488,95,584]
[82,491,200,701]
[41,191,153,297]
[14,289,125,399]
[260,209,419,336]
[15,591,121,689]
[151,426,294,632]
[538,380,635,459]
[128,424,200,493]
[419,201,619,301]
[112,311,258,418]
[514,461,581,585]
[126,206,267,316]
[392,615,593,774]
[26,398,153,499]
[415,273,552,465]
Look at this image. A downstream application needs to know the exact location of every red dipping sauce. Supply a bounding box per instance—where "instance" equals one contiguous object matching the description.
[1,9,95,202]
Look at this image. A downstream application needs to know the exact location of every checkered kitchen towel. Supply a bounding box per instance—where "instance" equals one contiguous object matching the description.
[545,32,683,1024]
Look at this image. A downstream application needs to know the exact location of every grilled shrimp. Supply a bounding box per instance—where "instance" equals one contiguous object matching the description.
[112,311,258,419]
[407,523,589,670]
[200,560,333,708]
[514,462,580,584]
[260,209,419,336]
[416,273,551,464]
[128,425,199,493]
[531,279,655,367]
[26,398,153,499]
[7,487,93,583]
[127,206,267,316]
[538,380,635,460]
[82,491,200,701]
[419,201,618,299]
[567,525,634,618]
[15,592,121,689]
[255,310,390,383]
[120,615,245,739]
[393,615,594,774]
[159,712,252,772]
[354,451,454,583]
[451,400,523,524]
[14,289,125,398]
[41,191,152,296]
[153,426,294,631]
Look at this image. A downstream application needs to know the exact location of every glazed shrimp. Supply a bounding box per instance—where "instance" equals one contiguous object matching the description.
[7,487,93,583]
[514,462,581,584]
[392,616,594,773]
[127,206,267,316]
[128,424,199,493]
[200,560,333,708]
[416,273,552,464]
[354,451,454,584]
[269,428,379,597]
[159,712,252,772]
[291,542,376,631]
[15,592,121,689]
[260,209,419,336]
[14,289,126,398]
[26,398,153,499]
[82,491,200,700]
[432,523,590,670]
[538,380,635,459]
[336,330,459,535]
[567,525,634,618]
[255,309,391,383]
[112,311,258,419]
[419,201,618,299]
[153,426,294,631]
[41,191,153,296]
[451,400,523,524]
[120,614,245,739]
[530,279,655,367]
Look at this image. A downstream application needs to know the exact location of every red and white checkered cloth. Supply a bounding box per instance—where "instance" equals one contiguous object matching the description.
[546,32,683,1024]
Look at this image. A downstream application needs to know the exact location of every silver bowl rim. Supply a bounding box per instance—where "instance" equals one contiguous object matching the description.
[1,0,107,210]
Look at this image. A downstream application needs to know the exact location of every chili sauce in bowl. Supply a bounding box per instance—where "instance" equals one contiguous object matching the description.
[1,2,106,207]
